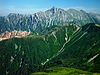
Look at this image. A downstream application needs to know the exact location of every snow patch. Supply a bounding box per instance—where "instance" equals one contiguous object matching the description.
[15,44,18,49]
[19,58,22,67]
[22,51,24,55]
[6,71,9,75]
[72,25,80,35]
[88,54,99,63]
[52,32,57,40]
[41,59,49,65]
[19,45,21,51]
[10,56,14,63]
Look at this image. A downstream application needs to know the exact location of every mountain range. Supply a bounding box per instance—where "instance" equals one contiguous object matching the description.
[0,7,100,34]
[0,7,100,75]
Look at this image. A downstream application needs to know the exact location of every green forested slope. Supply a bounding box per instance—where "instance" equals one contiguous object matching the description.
[0,23,100,75]
[0,24,78,75]
[44,23,100,73]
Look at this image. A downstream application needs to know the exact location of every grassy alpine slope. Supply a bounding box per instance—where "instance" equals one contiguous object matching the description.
[31,67,100,75]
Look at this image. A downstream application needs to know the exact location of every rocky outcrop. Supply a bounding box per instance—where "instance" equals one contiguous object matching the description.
[0,31,31,41]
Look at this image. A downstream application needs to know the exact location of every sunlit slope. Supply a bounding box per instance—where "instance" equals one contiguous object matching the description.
[31,67,100,75]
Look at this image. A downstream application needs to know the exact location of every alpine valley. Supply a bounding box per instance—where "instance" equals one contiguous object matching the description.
[0,7,100,75]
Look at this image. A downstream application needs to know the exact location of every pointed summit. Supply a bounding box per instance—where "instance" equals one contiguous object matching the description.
[49,6,58,13]
[67,8,79,12]
[48,6,66,14]
[80,10,87,13]
[51,6,57,10]
[8,13,17,16]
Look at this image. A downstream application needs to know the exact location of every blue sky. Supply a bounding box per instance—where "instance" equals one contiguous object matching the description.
[0,0,100,16]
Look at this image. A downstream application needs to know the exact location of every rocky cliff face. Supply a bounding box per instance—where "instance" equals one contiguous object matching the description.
[0,7,100,34]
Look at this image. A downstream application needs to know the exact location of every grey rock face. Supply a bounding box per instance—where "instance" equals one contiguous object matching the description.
[0,7,100,33]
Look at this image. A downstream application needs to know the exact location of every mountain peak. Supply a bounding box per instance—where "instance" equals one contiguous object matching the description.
[45,7,59,15]
[80,10,87,13]
[49,6,58,12]
[51,6,58,9]
[67,8,78,12]
[8,13,17,16]
[47,7,66,14]
[7,13,24,17]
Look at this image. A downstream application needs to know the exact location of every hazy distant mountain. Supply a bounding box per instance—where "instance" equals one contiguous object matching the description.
[0,7,100,34]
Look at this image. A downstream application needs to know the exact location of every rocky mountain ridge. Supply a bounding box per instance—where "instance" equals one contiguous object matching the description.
[0,7,100,33]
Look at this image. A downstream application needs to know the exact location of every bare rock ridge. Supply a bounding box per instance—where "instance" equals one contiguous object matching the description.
[0,7,100,33]
[0,31,31,41]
